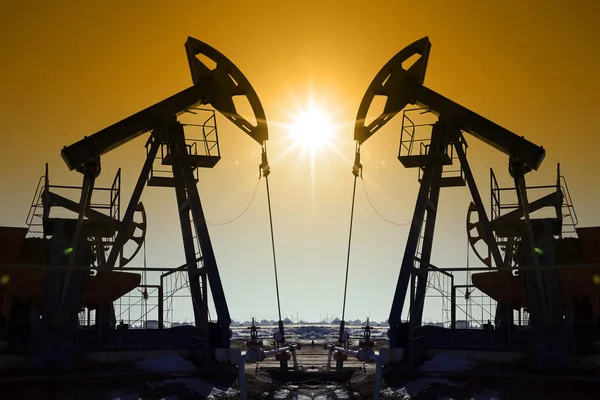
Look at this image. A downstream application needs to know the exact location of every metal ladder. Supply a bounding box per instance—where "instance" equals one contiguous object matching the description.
[25,174,46,237]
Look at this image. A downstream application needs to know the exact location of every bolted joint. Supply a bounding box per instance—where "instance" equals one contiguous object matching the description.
[245,348,265,363]
[275,351,291,362]
[352,148,363,178]
[508,156,532,178]
[77,156,102,178]
[275,320,286,344]
[259,147,270,178]
[357,348,375,362]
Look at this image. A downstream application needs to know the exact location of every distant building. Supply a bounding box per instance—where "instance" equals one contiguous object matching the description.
[144,320,159,329]
[171,322,192,327]
[424,322,445,328]
[455,320,470,329]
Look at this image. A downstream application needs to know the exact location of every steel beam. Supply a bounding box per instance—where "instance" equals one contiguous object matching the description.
[106,135,160,268]
[413,84,545,170]
[389,122,446,345]
[412,145,444,326]
[63,38,268,172]
[171,142,205,328]
[170,122,231,329]
[454,133,513,327]
[492,191,563,228]
[61,86,205,170]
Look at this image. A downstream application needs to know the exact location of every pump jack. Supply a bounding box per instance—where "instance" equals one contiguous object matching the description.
[30,37,271,370]
[353,37,574,370]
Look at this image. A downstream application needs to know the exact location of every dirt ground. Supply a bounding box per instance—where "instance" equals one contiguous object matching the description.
[2,340,600,399]
[2,369,600,399]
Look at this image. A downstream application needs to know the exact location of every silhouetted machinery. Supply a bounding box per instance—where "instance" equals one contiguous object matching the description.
[0,37,269,371]
[354,37,600,371]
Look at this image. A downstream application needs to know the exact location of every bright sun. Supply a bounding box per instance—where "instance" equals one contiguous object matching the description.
[286,103,335,153]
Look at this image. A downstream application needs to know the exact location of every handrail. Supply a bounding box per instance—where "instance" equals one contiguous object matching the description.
[560,175,578,227]
[202,113,216,156]
[109,168,121,221]
[326,346,382,400]
[490,168,501,222]
[239,346,299,400]
[400,111,416,156]
[25,175,46,229]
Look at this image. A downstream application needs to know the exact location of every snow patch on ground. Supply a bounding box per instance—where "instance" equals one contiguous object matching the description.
[133,356,238,399]
[109,394,142,400]
[231,325,389,341]
[382,378,462,399]
[272,384,353,399]
[149,378,238,399]
[382,379,503,399]
[109,394,181,400]
[135,355,199,372]
[420,355,476,373]
[472,390,501,400]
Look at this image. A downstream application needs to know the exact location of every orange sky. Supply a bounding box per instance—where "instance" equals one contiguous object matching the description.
[1,1,599,323]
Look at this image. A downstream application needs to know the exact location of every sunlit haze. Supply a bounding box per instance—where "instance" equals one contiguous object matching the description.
[285,101,336,155]
[1,1,599,326]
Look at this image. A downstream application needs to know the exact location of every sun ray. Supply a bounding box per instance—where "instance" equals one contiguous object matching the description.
[264,86,357,195]
[286,102,335,154]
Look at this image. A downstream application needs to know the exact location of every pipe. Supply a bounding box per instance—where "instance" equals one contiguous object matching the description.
[289,346,299,371]
[327,345,334,369]
[238,352,248,400]
[357,349,382,400]
[239,346,298,400]
[262,346,298,371]
[332,346,359,358]
[326,345,356,368]
[372,352,382,400]
[328,346,382,400]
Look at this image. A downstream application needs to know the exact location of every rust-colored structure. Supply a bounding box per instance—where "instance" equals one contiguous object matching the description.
[472,226,600,313]
[0,226,140,321]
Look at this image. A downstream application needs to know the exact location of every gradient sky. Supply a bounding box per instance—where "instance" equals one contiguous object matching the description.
[1,1,599,324]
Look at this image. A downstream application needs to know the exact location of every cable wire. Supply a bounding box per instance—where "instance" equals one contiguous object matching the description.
[264,175,282,322]
[341,175,358,323]
[206,178,261,226]
[360,178,410,226]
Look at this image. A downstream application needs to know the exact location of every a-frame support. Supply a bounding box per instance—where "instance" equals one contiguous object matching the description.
[167,118,230,327]
[389,121,447,347]
[511,159,570,371]
[454,133,513,328]
[94,133,161,331]
[168,120,213,345]
[390,123,515,349]
[108,116,231,348]
[36,158,100,370]
[33,37,267,371]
